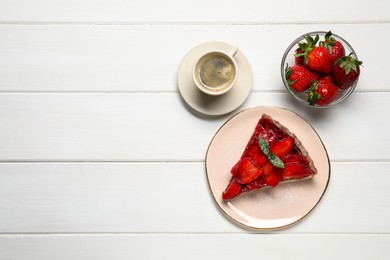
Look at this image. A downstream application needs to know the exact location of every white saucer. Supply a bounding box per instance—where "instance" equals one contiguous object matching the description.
[178,41,253,116]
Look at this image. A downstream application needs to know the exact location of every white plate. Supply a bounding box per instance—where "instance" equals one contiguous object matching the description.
[177,41,253,116]
[206,106,330,230]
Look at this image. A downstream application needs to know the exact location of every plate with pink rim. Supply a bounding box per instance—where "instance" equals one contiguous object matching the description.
[205,106,330,230]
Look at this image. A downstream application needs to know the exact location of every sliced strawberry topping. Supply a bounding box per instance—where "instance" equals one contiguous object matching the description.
[230,160,241,176]
[282,153,309,165]
[257,117,283,143]
[270,137,294,157]
[261,161,274,175]
[248,142,268,167]
[264,169,283,187]
[231,158,263,184]
[222,179,242,200]
[282,162,315,180]
[244,176,266,192]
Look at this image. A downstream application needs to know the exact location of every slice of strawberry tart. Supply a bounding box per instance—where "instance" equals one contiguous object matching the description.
[222,114,317,200]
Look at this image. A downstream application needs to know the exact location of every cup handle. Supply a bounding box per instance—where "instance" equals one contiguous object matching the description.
[228,46,239,57]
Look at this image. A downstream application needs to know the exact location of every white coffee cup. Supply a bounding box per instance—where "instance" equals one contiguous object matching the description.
[193,47,238,96]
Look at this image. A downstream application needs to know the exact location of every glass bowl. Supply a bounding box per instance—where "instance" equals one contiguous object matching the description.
[281,31,360,108]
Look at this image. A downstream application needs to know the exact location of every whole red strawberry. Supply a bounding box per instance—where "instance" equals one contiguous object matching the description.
[308,76,340,106]
[320,31,345,63]
[332,54,363,90]
[307,46,333,73]
[285,64,320,92]
[296,34,333,74]
[294,48,305,65]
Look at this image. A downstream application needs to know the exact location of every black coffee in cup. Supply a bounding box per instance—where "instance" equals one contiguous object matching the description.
[197,53,236,91]
[193,49,238,96]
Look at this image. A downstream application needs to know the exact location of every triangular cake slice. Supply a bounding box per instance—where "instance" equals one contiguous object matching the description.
[222,114,317,200]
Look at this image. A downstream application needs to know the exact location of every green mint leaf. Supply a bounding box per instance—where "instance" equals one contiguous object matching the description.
[258,137,285,168]
[258,137,270,156]
[269,153,285,168]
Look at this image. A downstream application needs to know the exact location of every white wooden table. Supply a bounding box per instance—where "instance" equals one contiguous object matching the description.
[0,1,389,259]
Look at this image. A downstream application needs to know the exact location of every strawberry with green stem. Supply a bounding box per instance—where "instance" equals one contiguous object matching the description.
[285,64,320,92]
[320,31,346,63]
[332,53,363,90]
[294,48,305,65]
[295,33,333,74]
[308,76,340,106]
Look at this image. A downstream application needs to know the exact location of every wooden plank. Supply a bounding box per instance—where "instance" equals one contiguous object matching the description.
[0,23,385,91]
[0,92,388,161]
[0,162,388,233]
[0,0,389,23]
[0,234,389,260]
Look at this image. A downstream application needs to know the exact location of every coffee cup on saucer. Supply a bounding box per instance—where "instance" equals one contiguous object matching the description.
[193,47,238,96]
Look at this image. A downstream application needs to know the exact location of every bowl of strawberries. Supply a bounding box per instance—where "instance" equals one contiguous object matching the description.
[281,31,363,107]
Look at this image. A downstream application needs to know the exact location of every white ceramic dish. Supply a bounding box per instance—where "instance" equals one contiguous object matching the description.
[205,106,330,230]
[177,41,253,116]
